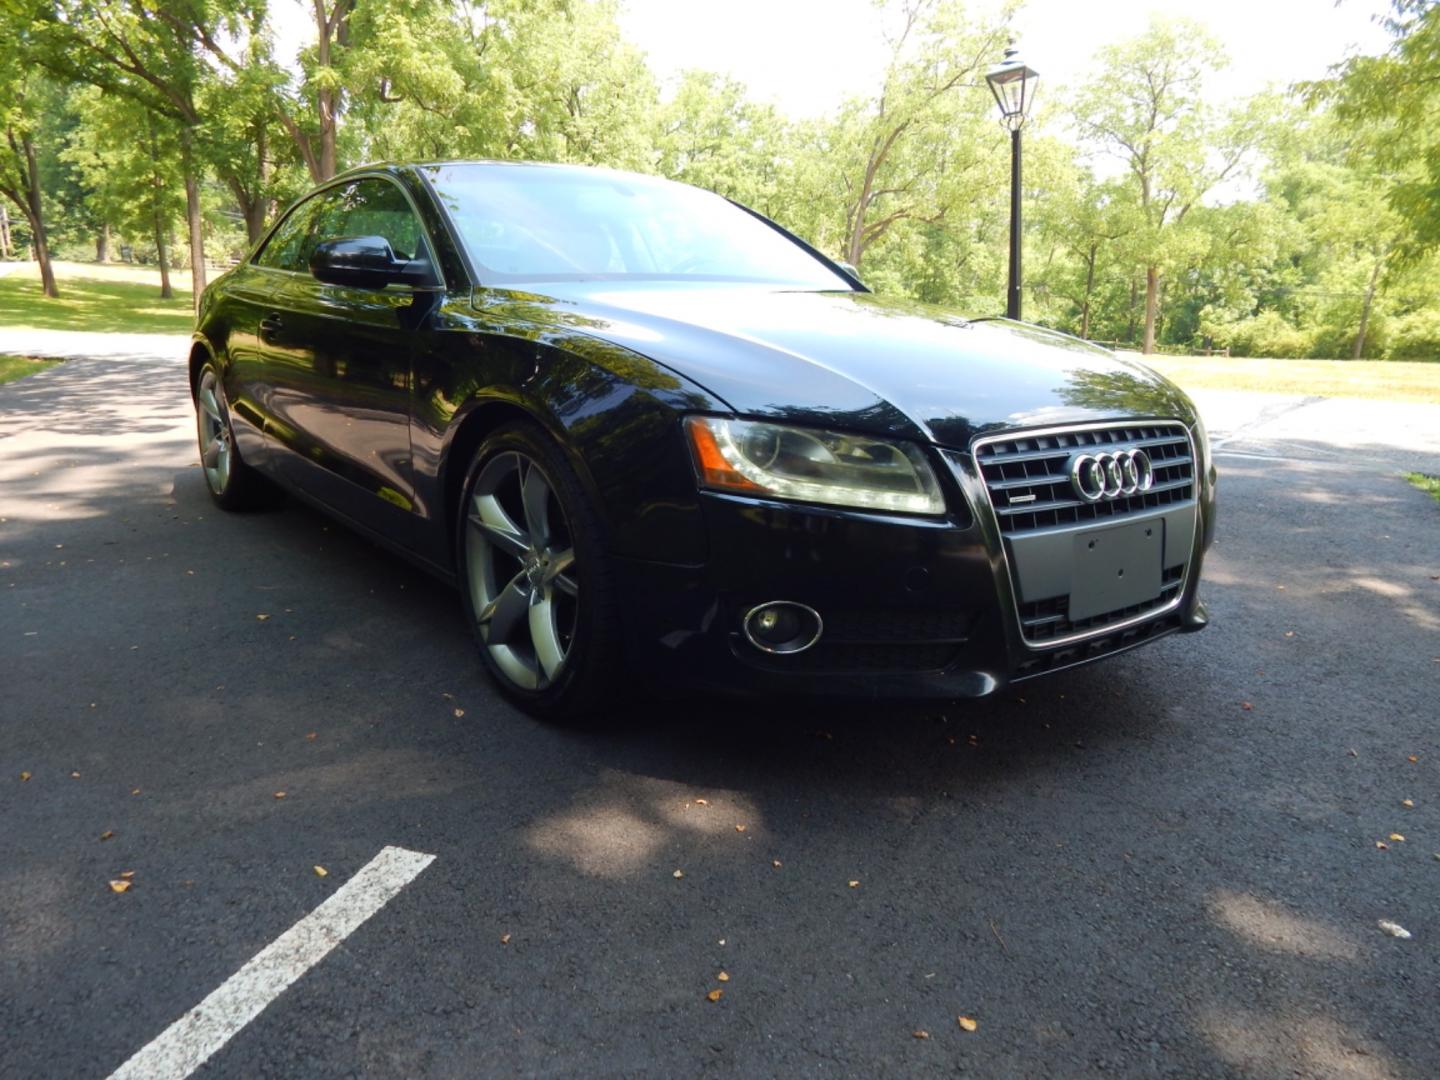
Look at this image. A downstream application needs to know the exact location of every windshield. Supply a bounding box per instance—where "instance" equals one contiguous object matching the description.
[423,163,851,289]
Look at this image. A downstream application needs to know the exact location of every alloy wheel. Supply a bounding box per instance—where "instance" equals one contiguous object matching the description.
[197,368,232,495]
[465,451,579,690]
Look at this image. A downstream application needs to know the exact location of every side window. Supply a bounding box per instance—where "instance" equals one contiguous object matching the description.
[253,198,322,272]
[310,179,429,263]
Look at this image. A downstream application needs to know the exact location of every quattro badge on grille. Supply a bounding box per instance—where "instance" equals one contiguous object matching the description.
[1069,449,1153,502]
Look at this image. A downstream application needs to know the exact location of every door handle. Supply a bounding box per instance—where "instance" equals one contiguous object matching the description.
[259,313,283,340]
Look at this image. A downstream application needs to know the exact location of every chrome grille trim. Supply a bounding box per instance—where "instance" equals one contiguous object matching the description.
[969,419,1199,649]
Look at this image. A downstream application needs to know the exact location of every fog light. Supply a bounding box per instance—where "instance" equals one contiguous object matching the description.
[742,601,823,654]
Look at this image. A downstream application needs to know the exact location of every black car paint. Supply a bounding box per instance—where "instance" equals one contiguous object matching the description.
[193,161,1213,698]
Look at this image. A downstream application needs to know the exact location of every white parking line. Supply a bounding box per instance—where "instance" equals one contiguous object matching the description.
[108,845,437,1080]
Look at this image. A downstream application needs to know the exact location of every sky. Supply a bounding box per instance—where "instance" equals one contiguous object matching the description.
[616,0,1396,116]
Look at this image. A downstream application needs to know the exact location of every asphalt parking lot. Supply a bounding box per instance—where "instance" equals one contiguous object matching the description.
[2,334,1438,1078]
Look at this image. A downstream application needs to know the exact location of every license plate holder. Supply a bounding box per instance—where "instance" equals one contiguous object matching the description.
[1068,520,1164,623]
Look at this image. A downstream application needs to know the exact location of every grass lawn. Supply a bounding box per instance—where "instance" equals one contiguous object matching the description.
[1143,355,1440,405]
[0,353,62,385]
[0,260,193,334]
[1407,473,1440,505]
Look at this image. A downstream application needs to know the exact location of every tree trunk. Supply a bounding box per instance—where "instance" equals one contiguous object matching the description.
[1142,264,1160,355]
[153,211,173,300]
[180,126,206,311]
[1,203,12,258]
[1125,277,1139,343]
[21,136,58,298]
[1352,253,1383,360]
[96,223,111,263]
[312,1,350,182]
[1080,242,1097,340]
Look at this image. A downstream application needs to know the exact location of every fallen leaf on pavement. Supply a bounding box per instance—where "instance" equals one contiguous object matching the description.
[706,989,723,1002]
[1402,799,1414,808]
[1241,702,1253,711]
[1390,833,1405,842]
[274,791,287,799]
[1284,631,1295,637]
[1376,841,1389,850]
[305,732,317,741]
[717,971,730,982]
[1408,755,1419,763]
[131,788,141,796]
[313,866,328,877]
[453,708,464,718]
[19,772,31,782]
[735,824,747,833]
[773,860,783,868]
[119,870,135,880]
[672,869,684,879]
[70,771,81,779]
[958,1016,978,1032]
[108,880,131,894]
[1378,920,1412,939]
[99,830,114,841]
[256,614,270,621]
[694,798,708,806]
[912,1030,930,1039]
[1347,749,1358,757]
[849,880,860,888]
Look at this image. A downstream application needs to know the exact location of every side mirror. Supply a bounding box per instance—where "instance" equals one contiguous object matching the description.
[309,236,438,289]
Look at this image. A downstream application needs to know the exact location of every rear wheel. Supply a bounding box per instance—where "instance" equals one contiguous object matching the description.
[195,362,268,510]
[457,422,620,721]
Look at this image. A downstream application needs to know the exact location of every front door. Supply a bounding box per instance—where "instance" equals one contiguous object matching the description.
[263,177,439,540]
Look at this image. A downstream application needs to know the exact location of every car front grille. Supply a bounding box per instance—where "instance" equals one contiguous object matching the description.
[974,421,1194,536]
[970,420,1198,648]
[1019,565,1184,642]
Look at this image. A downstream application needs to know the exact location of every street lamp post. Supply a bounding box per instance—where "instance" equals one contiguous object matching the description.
[985,47,1039,321]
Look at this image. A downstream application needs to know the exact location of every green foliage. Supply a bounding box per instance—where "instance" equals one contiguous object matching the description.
[0,0,1436,359]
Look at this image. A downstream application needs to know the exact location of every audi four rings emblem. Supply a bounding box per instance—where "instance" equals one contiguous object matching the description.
[1069,448,1154,502]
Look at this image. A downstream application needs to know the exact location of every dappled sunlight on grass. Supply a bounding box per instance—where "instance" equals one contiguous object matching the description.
[0,262,193,334]
[0,354,61,385]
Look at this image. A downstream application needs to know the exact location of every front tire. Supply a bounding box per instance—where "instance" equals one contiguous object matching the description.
[195,362,268,510]
[457,421,620,722]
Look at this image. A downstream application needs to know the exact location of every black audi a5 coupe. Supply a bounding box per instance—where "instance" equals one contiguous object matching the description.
[191,160,1215,719]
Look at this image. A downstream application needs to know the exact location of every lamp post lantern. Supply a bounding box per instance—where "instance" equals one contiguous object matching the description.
[986,46,1039,321]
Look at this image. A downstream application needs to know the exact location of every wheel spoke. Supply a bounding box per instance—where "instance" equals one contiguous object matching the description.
[469,494,529,559]
[546,547,578,597]
[201,385,222,424]
[478,574,530,644]
[202,436,224,469]
[529,597,566,684]
[519,462,551,548]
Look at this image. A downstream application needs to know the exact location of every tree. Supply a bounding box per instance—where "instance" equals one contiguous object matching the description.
[30,0,240,306]
[63,87,185,298]
[0,19,60,297]
[824,0,1012,270]
[1314,0,1440,258]
[1073,18,1261,353]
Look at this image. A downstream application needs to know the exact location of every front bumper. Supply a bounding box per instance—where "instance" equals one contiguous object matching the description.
[615,449,1212,700]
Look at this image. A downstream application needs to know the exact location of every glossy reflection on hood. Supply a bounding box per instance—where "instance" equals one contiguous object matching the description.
[477,282,1198,446]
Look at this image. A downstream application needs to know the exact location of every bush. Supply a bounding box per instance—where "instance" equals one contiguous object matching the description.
[1209,310,1315,358]
[1385,309,1440,361]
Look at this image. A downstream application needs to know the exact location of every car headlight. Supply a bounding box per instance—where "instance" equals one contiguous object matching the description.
[684,416,946,515]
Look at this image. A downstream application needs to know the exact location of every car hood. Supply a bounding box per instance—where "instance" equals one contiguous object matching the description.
[475,283,1198,448]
